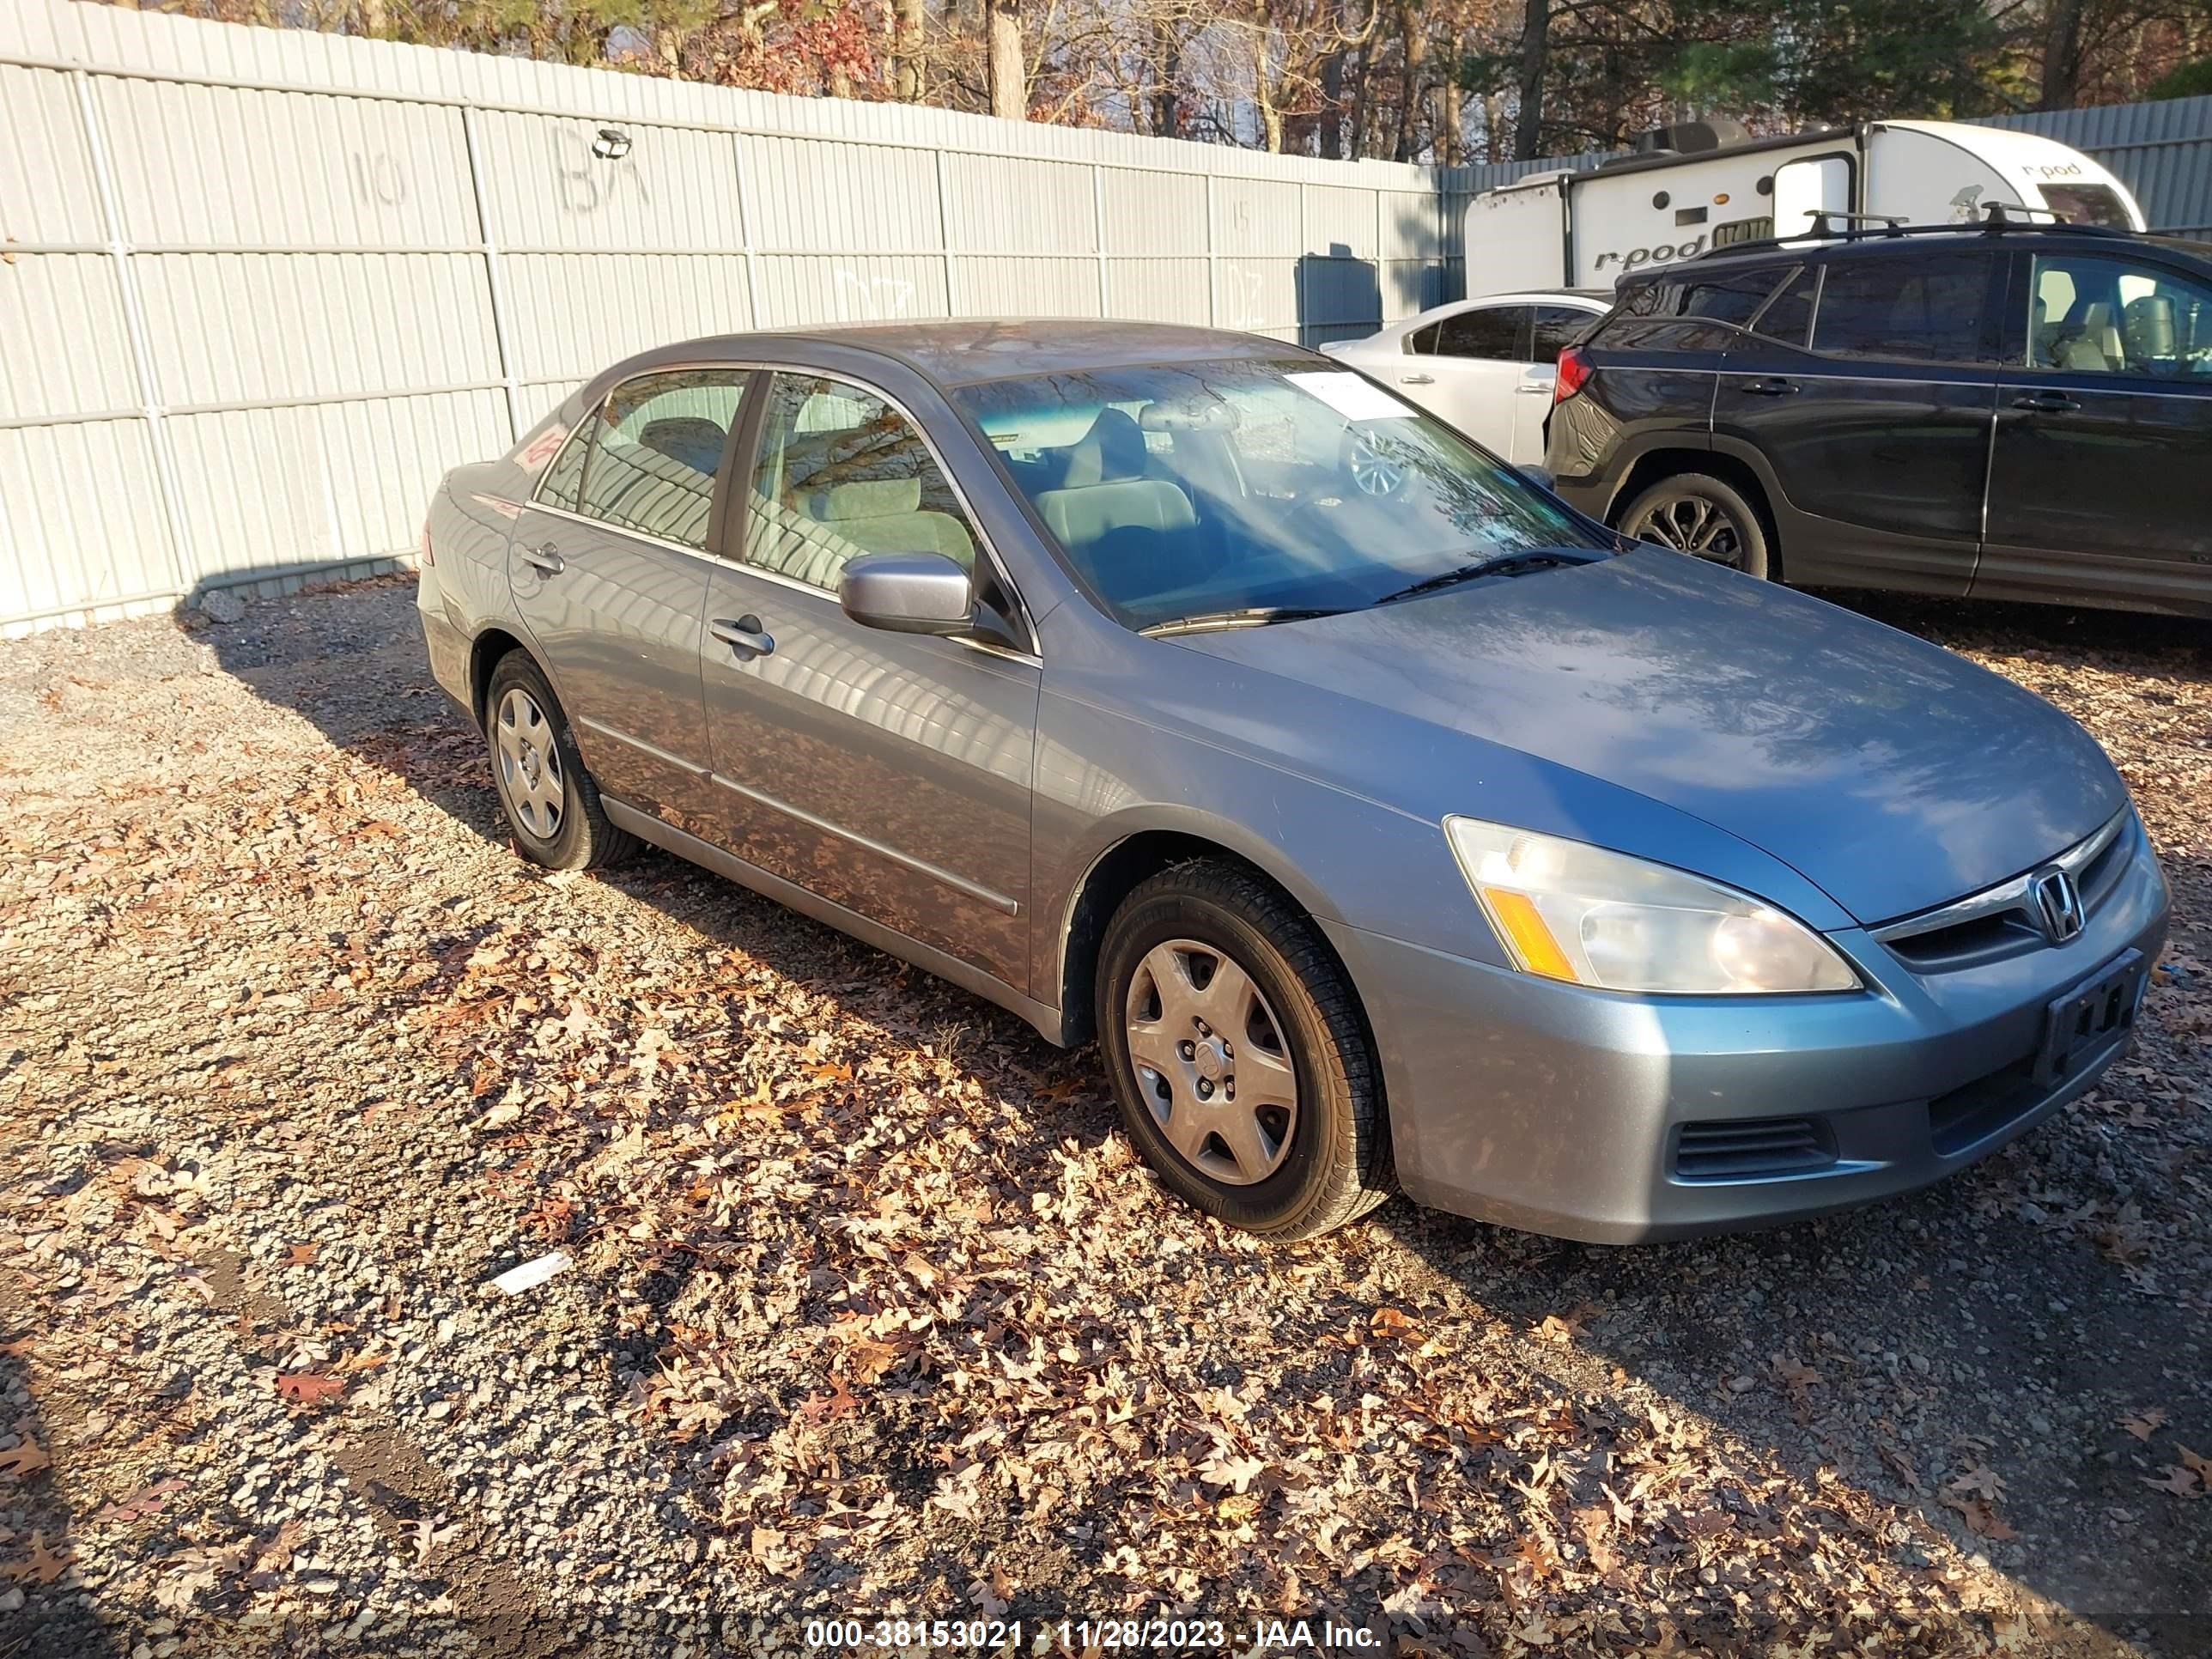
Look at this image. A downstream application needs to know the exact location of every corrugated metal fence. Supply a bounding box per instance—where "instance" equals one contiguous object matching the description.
[0,0,1452,632]
[3,0,2209,635]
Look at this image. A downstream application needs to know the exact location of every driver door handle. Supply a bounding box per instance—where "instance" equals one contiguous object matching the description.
[1398,373,1435,385]
[518,543,565,575]
[1741,376,1800,397]
[2013,390,2082,414]
[709,615,775,659]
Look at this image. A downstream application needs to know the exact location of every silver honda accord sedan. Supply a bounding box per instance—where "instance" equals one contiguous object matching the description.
[416,321,2169,1242]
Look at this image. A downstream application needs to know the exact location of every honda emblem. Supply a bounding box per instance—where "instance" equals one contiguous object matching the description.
[2030,867,2085,943]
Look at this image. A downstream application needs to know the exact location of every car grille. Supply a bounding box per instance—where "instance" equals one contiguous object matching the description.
[1673,1116,1836,1181]
[1872,809,2133,970]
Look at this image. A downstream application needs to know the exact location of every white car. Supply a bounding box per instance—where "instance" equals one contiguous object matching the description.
[1320,290,1611,465]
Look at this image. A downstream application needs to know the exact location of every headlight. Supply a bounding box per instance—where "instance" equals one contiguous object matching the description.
[1443,817,1859,995]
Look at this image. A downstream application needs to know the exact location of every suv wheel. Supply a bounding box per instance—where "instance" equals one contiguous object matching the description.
[1096,860,1395,1239]
[483,653,638,872]
[1618,472,1773,580]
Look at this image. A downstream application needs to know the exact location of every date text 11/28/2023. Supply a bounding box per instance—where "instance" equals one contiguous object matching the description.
[803,1618,1383,1651]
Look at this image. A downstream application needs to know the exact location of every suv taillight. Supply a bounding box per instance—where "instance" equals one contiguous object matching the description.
[1553,346,1592,404]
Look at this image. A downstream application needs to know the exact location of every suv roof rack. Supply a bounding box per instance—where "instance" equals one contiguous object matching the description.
[1683,203,2138,265]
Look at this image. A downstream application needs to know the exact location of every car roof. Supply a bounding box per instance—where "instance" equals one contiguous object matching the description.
[665,319,1301,390]
[1642,223,2210,284]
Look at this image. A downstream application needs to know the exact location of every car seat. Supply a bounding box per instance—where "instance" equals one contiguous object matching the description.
[638,416,727,477]
[2122,294,2177,368]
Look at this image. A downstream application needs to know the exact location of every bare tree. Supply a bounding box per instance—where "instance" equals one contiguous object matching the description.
[1512,0,1548,159]
[987,0,1026,117]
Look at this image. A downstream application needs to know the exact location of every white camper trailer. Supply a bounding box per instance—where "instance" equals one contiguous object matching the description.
[1464,119,2148,299]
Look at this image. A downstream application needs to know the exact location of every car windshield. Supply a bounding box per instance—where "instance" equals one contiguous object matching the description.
[954,357,1606,631]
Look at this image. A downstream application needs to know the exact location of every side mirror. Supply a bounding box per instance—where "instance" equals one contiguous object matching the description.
[838,551,975,636]
[1517,464,1557,493]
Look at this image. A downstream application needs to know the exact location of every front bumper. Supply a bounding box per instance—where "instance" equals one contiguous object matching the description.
[1325,824,2170,1243]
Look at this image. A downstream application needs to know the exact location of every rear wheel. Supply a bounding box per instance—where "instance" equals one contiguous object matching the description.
[1617,471,1774,580]
[483,653,637,872]
[1096,860,1394,1239]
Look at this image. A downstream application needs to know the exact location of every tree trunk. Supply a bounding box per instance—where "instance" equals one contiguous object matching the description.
[1150,21,1182,137]
[1349,37,1375,157]
[986,0,1025,120]
[1441,75,1463,166]
[1254,15,1284,152]
[1513,0,1548,161]
[895,0,926,101]
[2039,0,2086,109]
[1393,0,1427,161]
[1320,46,1347,158]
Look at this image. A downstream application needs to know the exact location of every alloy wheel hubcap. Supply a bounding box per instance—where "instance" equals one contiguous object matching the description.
[495,687,565,840]
[1630,492,1746,567]
[1348,432,1405,495]
[1125,939,1298,1186]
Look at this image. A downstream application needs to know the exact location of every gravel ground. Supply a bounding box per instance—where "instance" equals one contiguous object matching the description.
[0,575,2206,1659]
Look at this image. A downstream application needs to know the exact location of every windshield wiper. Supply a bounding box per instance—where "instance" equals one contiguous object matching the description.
[1139,606,1346,638]
[1370,546,1607,608]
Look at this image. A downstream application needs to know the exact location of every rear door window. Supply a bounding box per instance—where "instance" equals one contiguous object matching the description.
[1679,266,1789,325]
[1435,306,1527,361]
[1811,252,1996,365]
[536,422,592,512]
[571,368,753,550]
[1752,267,1819,348]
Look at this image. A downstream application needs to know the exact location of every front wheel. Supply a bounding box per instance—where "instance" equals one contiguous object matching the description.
[1096,860,1395,1239]
[1616,471,1774,580]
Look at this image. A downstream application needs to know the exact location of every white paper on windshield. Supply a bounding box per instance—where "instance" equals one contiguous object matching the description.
[1285,370,1419,422]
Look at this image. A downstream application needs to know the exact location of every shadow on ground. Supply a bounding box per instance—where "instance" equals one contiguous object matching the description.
[189,574,2211,1656]
[0,1267,118,1655]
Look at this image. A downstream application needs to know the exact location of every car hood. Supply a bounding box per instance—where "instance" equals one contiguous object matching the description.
[1173,550,2124,925]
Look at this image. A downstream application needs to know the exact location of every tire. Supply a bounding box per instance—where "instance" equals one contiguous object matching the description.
[1616,471,1775,580]
[482,651,638,872]
[1095,859,1395,1239]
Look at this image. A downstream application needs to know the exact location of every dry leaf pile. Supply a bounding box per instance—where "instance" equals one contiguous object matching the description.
[0,579,2204,1656]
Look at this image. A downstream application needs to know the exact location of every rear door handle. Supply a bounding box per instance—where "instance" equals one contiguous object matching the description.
[708,615,775,659]
[1398,374,1436,386]
[1516,380,1554,395]
[1741,377,1799,397]
[518,543,565,575]
[2012,390,2082,414]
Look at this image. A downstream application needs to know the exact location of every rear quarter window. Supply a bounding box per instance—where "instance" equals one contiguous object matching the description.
[1812,252,1995,364]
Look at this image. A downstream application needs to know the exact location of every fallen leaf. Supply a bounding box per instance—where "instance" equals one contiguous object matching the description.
[1947,1465,2005,1502]
[0,1438,51,1480]
[1943,1492,2021,1539]
[274,1372,345,1407]
[2142,1465,2203,1498]
[406,1513,457,1565]
[1,1530,70,1583]
[286,1243,319,1267]
[1198,1450,1267,1493]
[2122,1407,2169,1442]
[2179,1445,2210,1479]
[94,1477,186,1523]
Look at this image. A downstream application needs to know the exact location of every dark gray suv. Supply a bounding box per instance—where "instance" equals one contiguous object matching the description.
[1547,222,2212,617]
